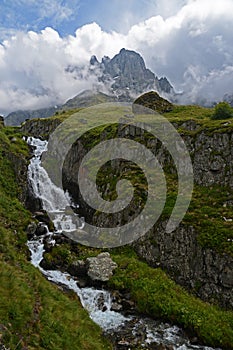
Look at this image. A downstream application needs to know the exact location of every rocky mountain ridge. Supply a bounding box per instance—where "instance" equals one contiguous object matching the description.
[89,48,173,98]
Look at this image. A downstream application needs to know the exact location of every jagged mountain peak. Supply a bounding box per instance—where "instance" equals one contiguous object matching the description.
[94,48,173,97]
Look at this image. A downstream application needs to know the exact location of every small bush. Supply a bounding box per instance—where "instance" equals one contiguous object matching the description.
[212,102,233,120]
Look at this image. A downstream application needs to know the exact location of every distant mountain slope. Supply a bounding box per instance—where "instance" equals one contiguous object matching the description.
[4,106,59,126]
[4,91,121,126]
[62,90,119,110]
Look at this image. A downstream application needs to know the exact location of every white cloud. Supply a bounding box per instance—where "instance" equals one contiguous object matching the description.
[1,0,233,115]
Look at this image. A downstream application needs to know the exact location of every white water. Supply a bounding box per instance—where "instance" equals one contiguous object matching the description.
[27,136,128,331]
[27,234,128,330]
[26,136,220,349]
[27,137,84,232]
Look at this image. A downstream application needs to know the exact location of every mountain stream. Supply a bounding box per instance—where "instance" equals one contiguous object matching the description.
[26,137,220,350]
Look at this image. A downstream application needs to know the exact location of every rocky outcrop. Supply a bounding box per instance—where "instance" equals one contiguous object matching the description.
[20,117,62,139]
[60,119,233,308]
[134,222,233,309]
[133,91,173,114]
[189,130,233,187]
[40,240,117,286]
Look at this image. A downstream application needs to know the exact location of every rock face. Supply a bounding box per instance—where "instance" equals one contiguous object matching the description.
[86,252,117,282]
[134,223,233,309]
[20,118,62,139]
[90,48,173,98]
[6,143,32,206]
[60,119,233,308]
[190,130,233,188]
[62,119,233,198]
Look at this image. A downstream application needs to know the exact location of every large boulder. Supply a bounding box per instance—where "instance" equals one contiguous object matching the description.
[86,252,117,282]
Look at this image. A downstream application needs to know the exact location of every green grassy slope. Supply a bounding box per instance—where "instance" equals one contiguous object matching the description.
[109,254,233,349]
[0,123,111,350]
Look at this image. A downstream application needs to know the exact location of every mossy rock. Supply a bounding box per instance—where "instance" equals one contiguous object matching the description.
[133,91,173,114]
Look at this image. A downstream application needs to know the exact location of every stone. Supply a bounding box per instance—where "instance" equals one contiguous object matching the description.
[110,302,122,312]
[86,252,117,282]
[35,223,48,236]
[27,222,37,239]
[43,236,54,253]
[34,211,53,228]
[67,260,87,277]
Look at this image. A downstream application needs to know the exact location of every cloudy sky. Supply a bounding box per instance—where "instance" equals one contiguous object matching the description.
[0,0,233,115]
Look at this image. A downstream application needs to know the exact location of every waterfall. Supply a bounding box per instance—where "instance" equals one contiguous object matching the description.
[26,136,220,349]
[27,136,128,331]
[27,137,84,232]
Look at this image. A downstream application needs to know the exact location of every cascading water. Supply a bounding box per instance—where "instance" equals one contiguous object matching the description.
[26,136,220,350]
[27,136,128,331]
[27,137,84,232]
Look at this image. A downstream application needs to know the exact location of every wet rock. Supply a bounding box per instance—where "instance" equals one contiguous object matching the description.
[76,278,88,288]
[156,345,174,350]
[43,236,54,253]
[96,293,108,312]
[35,223,48,236]
[33,211,54,229]
[27,222,37,239]
[67,260,87,277]
[117,339,131,348]
[53,233,72,245]
[86,252,117,282]
[111,302,123,312]
[121,298,135,312]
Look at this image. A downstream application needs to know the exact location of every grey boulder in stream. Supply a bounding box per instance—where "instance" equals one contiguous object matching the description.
[86,252,117,282]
